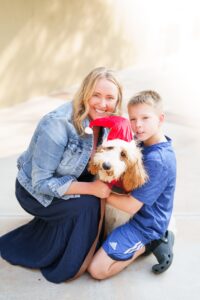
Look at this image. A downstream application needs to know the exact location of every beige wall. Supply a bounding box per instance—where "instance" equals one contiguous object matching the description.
[0,0,138,107]
[0,0,200,107]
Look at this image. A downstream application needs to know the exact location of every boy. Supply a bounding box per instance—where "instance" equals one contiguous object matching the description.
[88,90,176,279]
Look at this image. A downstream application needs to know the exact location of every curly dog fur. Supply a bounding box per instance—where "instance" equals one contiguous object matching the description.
[88,138,148,233]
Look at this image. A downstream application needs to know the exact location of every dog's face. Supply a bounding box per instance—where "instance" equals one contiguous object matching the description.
[88,139,148,191]
[89,139,137,182]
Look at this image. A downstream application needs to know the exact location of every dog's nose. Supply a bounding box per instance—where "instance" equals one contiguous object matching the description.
[102,162,111,170]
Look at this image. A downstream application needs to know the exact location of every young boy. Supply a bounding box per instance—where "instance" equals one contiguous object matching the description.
[88,90,176,279]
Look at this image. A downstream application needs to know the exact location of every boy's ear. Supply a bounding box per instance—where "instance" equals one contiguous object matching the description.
[159,113,165,124]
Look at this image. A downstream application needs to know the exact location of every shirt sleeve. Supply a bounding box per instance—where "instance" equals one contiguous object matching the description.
[131,159,168,206]
[31,117,77,199]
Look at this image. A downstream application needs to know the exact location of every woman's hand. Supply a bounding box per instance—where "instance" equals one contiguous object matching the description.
[65,180,111,198]
[91,180,111,198]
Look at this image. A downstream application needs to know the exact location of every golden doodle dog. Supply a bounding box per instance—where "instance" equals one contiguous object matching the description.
[88,137,148,234]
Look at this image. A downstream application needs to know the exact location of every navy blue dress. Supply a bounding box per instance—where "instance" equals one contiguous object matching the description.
[0,169,102,283]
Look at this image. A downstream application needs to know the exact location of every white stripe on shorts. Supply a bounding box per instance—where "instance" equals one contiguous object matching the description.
[123,241,144,254]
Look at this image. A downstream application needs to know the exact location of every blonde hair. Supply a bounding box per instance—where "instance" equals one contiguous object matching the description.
[128,90,163,113]
[73,67,123,134]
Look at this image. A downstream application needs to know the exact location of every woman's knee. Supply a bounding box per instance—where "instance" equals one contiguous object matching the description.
[79,195,100,211]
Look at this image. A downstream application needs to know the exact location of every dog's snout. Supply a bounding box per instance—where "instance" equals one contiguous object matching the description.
[102,162,112,170]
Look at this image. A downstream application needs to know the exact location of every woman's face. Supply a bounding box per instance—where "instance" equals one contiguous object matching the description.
[88,78,119,120]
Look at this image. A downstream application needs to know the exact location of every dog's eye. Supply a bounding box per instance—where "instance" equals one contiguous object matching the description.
[120,151,127,158]
[106,146,114,150]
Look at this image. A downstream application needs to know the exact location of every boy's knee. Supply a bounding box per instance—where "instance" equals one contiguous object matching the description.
[88,260,109,280]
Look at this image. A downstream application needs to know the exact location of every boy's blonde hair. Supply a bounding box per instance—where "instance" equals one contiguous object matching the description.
[73,67,123,134]
[128,90,163,113]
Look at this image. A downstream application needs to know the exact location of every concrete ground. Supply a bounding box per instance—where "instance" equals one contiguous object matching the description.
[0,65,200,299]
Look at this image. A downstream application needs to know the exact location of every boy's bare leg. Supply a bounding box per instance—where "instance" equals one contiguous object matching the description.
[87,246,145,280]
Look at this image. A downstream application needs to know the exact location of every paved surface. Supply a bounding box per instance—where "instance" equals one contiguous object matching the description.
[0,65,200,299]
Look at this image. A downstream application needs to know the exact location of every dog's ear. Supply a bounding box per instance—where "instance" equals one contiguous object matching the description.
[122,149,148,192]
[88,145,104,175]
[88,159,99,175]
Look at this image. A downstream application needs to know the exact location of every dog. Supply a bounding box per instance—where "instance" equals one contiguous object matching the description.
[88,138,148,234]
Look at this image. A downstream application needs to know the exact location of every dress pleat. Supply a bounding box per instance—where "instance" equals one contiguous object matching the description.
[0,180,100,283]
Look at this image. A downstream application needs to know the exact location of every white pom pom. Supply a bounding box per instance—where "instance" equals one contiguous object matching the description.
[85,127,93,134]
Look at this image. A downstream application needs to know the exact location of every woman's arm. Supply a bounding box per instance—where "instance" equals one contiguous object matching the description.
[65,180,111,198]
[31,117,111,199]
[31,117,78,198]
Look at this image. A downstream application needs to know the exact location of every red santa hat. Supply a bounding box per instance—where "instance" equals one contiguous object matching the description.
[85,115,133,142]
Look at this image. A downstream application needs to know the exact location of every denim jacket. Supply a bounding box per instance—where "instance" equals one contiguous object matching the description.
[17,102,107,207]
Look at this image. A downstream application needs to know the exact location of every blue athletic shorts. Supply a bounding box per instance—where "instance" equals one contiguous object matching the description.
[102,222,149,261]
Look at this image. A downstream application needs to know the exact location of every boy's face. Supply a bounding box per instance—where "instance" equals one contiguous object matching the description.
[128,103,164,146]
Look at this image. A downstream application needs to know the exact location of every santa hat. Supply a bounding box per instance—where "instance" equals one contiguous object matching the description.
[85,115,133,142]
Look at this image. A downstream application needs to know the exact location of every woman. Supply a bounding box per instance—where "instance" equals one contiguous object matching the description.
[0,67,123,283]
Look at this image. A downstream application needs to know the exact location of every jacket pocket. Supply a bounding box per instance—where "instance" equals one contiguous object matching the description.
[59,139,82,168]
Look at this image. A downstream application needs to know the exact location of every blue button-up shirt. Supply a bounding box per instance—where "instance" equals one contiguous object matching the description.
[17,102,107,207]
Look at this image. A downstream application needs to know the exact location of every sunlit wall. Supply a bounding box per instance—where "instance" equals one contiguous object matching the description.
[0,0,199,111]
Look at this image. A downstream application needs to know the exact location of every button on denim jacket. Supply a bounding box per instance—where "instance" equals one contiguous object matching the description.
[17,102,107,207]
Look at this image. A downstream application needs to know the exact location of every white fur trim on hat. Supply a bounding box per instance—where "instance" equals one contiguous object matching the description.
[84,127,93,134]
